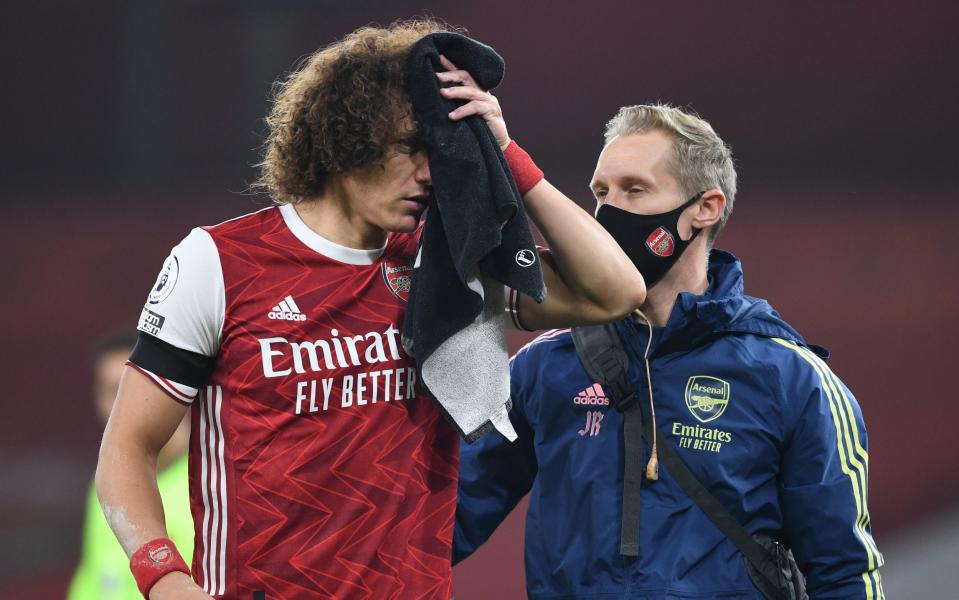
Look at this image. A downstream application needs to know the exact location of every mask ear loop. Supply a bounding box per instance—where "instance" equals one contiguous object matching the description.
[679,190,707,243]
[634,308,659,480]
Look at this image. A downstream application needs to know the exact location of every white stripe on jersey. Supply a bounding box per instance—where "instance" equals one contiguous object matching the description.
[199,387,212,592]
[207,388,220,596]
[215,385,227,595]
[209,387,221,595]
[277,300,292,313]
[200,385,228,596]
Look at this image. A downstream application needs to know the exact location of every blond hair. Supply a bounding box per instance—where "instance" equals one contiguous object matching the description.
[605,104,737,244]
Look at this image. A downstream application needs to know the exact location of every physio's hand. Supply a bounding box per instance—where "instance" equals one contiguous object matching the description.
[436,55,511,150]
[149,571,213,600]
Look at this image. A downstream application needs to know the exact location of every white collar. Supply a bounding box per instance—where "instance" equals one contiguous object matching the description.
[279,203,387,266]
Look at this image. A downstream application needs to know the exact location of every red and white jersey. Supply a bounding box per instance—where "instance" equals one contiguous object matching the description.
[131,204,458,599]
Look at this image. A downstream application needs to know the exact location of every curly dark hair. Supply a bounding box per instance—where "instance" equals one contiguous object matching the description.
[256,18,452,204]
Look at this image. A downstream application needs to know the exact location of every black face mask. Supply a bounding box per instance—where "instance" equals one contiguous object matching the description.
[596,192,705,287]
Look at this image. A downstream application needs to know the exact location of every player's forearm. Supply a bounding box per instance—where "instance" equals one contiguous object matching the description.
[96,367,193,557]
[96,434,211,599]
[95,432,171,556]
[524,179,646,316]
[96,369,210,600]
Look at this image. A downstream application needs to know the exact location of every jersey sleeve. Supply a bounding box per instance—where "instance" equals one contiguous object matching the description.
[453,347,538,564]
[506,286,534,331]
[129,228,225,403]
[775,341,885,599]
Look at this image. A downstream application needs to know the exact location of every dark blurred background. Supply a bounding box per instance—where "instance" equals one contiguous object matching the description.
[2,1,957,597]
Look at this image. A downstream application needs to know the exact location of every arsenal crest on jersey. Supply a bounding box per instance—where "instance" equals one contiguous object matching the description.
[382,256,414,302]
[645,227,676,257]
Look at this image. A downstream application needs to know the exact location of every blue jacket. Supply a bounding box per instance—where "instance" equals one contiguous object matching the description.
[455,250,884,600]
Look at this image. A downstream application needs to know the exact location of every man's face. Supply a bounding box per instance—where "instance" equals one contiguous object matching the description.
[340,142,432,234]
[93,348,132,426]
[590,130,693,233]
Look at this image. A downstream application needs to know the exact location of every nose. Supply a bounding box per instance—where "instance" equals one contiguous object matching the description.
[413,151,431,186]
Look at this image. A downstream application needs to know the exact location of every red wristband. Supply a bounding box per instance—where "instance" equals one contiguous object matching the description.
[130,538,191,598]
[503,140,545,196]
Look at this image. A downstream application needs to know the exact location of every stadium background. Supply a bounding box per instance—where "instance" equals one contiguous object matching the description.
[2,1,956,597]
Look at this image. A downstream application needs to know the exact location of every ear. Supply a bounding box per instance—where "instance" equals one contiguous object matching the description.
[691,189,726,230]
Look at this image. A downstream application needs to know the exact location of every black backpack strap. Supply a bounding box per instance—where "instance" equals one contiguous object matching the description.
[644,422,789,598]
[571,325,643,557]
[570,325,638,412]
[570,324,791,598]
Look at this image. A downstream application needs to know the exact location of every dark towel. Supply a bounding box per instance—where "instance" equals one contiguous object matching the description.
[402,32,547,442]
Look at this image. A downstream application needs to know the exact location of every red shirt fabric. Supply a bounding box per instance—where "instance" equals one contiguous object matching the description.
[139,206,458,599]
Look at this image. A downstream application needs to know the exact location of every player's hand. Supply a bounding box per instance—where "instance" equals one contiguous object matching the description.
[149,571,214,600]
[436,55,511,150]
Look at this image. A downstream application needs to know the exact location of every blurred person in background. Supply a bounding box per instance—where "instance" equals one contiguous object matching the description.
[454,104,884,599]
[68,330,192,600]
[94,18,643,600]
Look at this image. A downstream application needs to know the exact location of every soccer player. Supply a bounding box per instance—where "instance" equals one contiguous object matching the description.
[454,104,884,599]
[68,331,192,600]
[95,20,645,600]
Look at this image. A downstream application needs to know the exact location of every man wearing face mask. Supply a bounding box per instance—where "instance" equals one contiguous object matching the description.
[454,104,884,599]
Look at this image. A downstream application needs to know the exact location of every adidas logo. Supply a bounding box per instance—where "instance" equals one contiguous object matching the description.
[268,295,307,322]
[573,383,609,406]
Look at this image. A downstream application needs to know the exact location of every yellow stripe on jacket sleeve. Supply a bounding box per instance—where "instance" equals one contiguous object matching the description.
[799,346,883,562]
[772,338,884,599]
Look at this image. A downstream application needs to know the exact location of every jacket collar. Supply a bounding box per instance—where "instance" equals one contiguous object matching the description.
[618,249,825,358]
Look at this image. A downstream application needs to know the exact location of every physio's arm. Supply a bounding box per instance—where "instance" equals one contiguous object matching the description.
[95,366,210,599]
[454,404,536,564]
[439,57,645,330]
